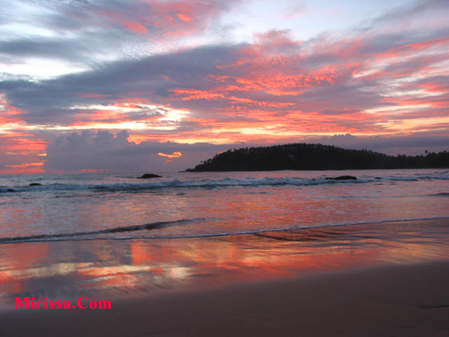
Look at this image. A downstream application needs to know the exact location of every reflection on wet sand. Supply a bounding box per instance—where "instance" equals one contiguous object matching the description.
[0,219,448,307]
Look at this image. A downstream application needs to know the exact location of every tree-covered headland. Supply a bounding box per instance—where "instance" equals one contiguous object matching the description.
[186,143,449,172]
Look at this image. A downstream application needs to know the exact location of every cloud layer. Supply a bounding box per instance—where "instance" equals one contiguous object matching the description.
[0,0,448,173]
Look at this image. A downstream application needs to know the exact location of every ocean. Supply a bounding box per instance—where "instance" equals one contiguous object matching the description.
[0,169,448,305]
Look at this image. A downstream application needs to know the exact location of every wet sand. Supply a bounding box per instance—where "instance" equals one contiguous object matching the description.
[1,260,448,336]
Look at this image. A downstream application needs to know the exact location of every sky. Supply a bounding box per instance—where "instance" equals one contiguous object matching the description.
[0,0,448,174]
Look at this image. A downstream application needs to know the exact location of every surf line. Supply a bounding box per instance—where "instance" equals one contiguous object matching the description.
[0,218,206,244]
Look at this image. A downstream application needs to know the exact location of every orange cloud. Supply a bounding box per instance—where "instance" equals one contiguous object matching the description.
[79,169,98,173]
[158,151,182,158]
[120,20,149,34]
[5,162,43,168]
[176,13,193,23]
[374,36,449,60]
[0,132,48,153]
[0,94,25,124]
[171,89,225,101]
[1,162,44,175]
[97,1,233,40]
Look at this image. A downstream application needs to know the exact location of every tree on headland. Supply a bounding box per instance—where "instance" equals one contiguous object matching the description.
[186,143,449,171]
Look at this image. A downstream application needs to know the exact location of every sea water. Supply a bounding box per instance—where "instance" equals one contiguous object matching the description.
[0,169,448,242]
[0,169,448,304]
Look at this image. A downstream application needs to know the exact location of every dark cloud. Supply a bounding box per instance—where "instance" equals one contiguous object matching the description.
[366,0,449,28]
[45,130,235,173]
[0,43,247,126]
[0,0,240,69]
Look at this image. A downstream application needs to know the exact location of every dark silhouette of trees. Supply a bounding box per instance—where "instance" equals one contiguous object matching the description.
[186,143,449,172]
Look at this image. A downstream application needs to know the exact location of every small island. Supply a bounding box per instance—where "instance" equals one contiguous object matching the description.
[186,143,449,172]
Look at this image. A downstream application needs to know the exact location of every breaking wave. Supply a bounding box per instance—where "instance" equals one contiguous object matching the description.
[0,218,205,244]
[1,173,448,194]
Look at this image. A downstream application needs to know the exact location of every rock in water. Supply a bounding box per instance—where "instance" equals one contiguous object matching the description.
[325,175,357,181]
[29,183,42,186]
[138,173,162,179]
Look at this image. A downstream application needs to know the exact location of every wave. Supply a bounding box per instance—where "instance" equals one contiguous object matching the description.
[0,218,204,244]
[1,173,448,194]
[1,216,447,245]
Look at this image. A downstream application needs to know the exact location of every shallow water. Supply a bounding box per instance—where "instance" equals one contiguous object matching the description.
[0,218,448,308]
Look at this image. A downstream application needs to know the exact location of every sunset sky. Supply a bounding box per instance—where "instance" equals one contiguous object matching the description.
[1,0,448,174]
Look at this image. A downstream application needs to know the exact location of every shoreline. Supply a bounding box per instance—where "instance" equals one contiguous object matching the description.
[0,218,448,310]
[1,260,448,336]
[0,215,448,244]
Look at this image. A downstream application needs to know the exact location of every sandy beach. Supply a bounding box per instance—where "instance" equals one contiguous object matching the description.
[1,260,448,336]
